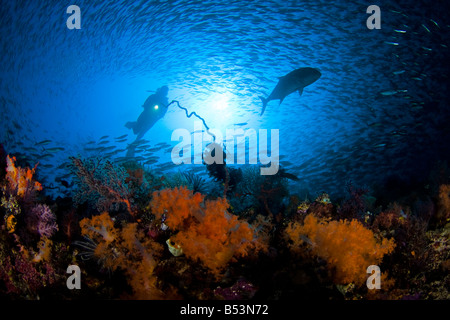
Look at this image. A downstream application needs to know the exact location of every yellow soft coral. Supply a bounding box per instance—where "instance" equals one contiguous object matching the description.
[5,155,42,197]
[286,214,395,286]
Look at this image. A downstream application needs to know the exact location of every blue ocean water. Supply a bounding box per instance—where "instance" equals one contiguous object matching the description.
[1,0,449,200]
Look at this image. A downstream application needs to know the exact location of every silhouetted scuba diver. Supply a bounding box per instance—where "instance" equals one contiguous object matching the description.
[125,85,169,157]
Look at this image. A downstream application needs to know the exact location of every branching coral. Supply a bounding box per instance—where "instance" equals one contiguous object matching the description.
[70,157,134,215]
[286,213,395,286]
[150,186,266,278]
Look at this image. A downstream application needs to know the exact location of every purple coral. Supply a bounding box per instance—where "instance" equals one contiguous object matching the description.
[27,204,58,238]
[0,251,57,295]
[214,278,258,300]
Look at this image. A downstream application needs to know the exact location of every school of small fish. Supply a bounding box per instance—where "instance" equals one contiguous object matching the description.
[0,0,448,198]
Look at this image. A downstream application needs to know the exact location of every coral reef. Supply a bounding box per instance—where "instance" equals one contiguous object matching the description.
[26,204,58,238]
[0,230,61,298]
[337,182,371,220]
[4,155,42,200]
[227,165,290,219]
[150,186,266,277]
[214,278,258,300]
[1,148,450,301]
[70,157,133,215]
[286,213,395,286]
[78,211,167,299]
[437,184,450,226]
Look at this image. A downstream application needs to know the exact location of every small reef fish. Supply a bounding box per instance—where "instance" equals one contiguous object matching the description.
[40,153,54,159]
[144,159,158,165]
[84,146,107,151]
[45,147,65,152]
[380,90,398,96]
[104,151,123,158]
[97,140,110,145]
[100,146,116,152]
[35,139,52,146]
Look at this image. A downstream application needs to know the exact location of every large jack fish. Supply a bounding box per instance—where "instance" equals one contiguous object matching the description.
[260,67,321,116]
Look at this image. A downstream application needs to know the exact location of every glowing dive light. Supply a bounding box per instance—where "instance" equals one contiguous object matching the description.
[154,105,159,110]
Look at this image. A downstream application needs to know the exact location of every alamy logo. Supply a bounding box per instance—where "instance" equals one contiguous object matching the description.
[66,265,81,289]
[366,5,381,30]
[366,265,381,289]
[171,121,279,175]
[66,5,81,30]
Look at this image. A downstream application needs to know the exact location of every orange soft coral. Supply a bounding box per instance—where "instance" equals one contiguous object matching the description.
[79,212,165,298]
[5,155,42,198]
[150,186,204,229]
[150,187,265,277]
[79,212,120,271]
[119,223,166,299]
[79,211,117,243]
[32,237,53,263]
[286,213,395,286]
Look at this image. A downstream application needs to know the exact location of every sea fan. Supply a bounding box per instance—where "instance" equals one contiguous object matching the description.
[26,204,58,238]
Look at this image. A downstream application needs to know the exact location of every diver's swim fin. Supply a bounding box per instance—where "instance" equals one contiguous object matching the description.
[125,121,135,130]
[260,96,268,116]
[126,144,136,158]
